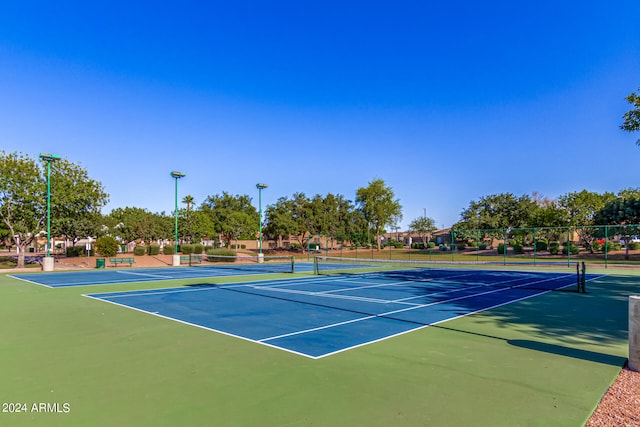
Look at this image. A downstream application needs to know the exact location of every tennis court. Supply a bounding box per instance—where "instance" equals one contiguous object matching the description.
[85,267,600,358]
[9,260,315,288]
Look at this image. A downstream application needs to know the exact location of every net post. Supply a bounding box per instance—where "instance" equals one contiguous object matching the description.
[630,296,640,372]
[291,256,295,273]
[313,256,319,275]
[581,261,586,293]
[576,262,579,291]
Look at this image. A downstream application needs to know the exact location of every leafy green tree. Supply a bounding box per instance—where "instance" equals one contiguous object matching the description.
[594,197,640,260]
[179,209,214,244]
[264,197,298,248]
[409,216,437,246]
[200,192,259,248]
[454,193,536,246]
[621,87,640,144]
[225,211,257,249]
[557,190,616,251]
[0,151,108,268]
[355,179,402,250]
[107,207,170,244]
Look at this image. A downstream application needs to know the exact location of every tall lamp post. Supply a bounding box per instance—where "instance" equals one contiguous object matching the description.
[256,183,268,261]
[39,152,61,271]
[170,171,185,265]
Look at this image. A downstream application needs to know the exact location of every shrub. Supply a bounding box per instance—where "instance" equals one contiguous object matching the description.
[181,244,194,255]
[562,243,579,255]
[428,242,436,248]
[497,243,507,255]
[468,241,477,248]
[66,246,87,257]
[456,243,466,251]
[591,241,601,252]
[439,244,448,251]
[478,243,487,250]
[204,248,237,260]
[95,236,119,257]
[163,245,176,255]
[549,241,559,255]
[193,244,204,254]
[512,244,524,255]
[133,246,146,256]
[147,244,160,255]
[533,240,548,251]
[290,243,302,250]
[629,242,640,250]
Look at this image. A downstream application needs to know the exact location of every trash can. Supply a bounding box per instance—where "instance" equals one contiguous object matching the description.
[96,258,106,269]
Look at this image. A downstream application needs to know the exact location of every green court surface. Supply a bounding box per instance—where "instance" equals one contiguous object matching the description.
[0,270,635,426]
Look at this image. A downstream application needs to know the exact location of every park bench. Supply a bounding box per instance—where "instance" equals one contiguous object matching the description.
[109,257,135,267]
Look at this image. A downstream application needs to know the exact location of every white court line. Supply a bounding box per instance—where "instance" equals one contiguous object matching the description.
[7,275,54,288]
[115,270,174,279]
[82,294,313,359]
[249,285,418,305]
[259,274,574,343]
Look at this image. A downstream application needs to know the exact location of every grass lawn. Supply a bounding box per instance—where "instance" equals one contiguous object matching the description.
[0,269,635,426]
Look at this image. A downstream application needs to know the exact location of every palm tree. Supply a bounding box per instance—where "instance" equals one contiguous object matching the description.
[182,195,195,211]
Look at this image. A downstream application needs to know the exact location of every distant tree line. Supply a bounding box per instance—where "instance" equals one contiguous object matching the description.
[2,86,639,267]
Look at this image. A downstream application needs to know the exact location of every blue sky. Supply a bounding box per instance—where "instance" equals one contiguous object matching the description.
[1,1,639,230]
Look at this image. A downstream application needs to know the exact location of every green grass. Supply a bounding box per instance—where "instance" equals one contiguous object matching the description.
[0,270,634,426]
[0,256,40,269]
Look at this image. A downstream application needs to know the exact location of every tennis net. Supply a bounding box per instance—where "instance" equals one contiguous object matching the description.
[191,254,295,274]
[314,256,585,292]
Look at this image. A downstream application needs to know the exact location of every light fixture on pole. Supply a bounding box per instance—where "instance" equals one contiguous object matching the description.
[39,152,61,271]
[256,183,268,259]
[170,171,186,249]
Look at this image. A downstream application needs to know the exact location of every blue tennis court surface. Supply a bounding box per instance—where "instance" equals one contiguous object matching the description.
[9,263,316,288]
[85,269,600,358]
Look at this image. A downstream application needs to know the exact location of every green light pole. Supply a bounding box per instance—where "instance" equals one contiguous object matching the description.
[170,171,186,250]
[256,183,268,256]
[39,153,61,259]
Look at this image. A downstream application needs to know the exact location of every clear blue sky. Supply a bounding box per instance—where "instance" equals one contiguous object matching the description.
[1,1,639,230]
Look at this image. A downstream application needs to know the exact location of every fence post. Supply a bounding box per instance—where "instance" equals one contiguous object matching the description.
[604,225,608,269]
[630,296,640,372]
[567,227,571,267]
[533,227,537,265]
[503,228,507,265]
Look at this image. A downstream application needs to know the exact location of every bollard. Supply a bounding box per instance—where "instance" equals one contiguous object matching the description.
[630,296,640,372]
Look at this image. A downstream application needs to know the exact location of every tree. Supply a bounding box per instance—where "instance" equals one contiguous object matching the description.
[409,216,437,246]
[107,207,170,244]
[557,190,616,251]
[264,197,298,248]
[454,193,536,246]
[182,195,195,211]
[179,210,214,244]
[621,87,640,145]
[0,151,108,268]
[200,192,258,248]
[355,179,402,250]
[227,211,256,249]
[595,197,640,260]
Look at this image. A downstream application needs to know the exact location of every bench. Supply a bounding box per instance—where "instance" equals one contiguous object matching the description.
[109,257,135,267]
[180,255,202,265]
